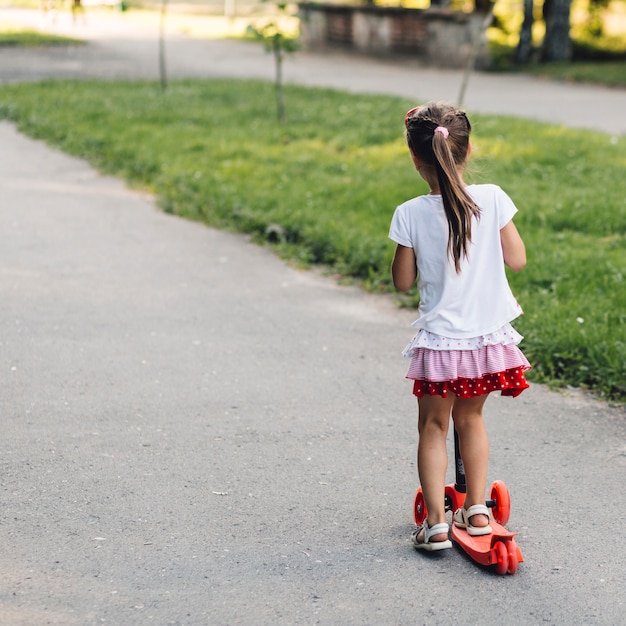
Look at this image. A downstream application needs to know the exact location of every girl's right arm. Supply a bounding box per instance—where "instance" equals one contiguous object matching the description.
[500,221,526,272]
[392,244,417,291]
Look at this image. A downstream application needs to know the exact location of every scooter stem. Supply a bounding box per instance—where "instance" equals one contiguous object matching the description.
[454,428,467,494]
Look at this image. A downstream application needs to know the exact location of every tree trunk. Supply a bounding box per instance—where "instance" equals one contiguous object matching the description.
[159,0,168,92]
[541,0,572,62]
[457,6,495,107]
[514,0,535,65]
[273,37,286,125]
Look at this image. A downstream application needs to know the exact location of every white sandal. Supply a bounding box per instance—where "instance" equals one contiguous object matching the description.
[453,504,493,536]
[411,520,452,551]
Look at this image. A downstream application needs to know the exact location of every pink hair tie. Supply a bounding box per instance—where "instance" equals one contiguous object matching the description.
[434,126,449,138]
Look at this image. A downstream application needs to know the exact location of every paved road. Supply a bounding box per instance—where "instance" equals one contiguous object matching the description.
[1,7,625,625]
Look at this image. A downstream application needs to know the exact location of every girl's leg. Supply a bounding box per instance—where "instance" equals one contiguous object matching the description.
[452,394,490,528]
[415,394,455,542]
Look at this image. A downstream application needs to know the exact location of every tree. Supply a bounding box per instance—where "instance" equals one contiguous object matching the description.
[587,0,611,37]
[513,0,573,64]
[514,0,535,64]
[159,0,168,92]
[247,2,300,124]
[541,0,572,61]
[458,4,496,106]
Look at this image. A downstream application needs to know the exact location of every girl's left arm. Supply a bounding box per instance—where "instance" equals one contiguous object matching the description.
[392,244,417,292]
[500,221,526,272]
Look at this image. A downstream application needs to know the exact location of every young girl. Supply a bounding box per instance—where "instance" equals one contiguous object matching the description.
[389,102,530,551]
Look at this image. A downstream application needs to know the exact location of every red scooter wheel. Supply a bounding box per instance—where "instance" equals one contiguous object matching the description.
[490,480,511,526]
[494,541,509,575]
[413,488,427,525]
[445,484,465,513]
[507,540,519,574]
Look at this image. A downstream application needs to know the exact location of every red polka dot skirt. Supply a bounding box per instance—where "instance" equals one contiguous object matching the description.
[412,366,529,398]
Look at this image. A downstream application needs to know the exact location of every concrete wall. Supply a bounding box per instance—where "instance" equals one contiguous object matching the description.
[298,3,490,69]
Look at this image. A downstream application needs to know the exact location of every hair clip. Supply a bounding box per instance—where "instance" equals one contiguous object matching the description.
[405,106,420,127]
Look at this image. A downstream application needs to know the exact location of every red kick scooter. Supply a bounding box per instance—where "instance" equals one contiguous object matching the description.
[412,430,524,575]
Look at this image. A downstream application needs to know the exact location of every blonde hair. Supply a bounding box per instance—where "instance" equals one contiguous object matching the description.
[405,102,480,272]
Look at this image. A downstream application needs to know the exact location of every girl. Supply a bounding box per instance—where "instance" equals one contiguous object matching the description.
[389,102,530,551]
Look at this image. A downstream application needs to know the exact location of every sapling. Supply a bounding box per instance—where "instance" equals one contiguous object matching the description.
[247,1,300,124]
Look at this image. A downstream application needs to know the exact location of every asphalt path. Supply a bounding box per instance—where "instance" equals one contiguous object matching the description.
[1,7,625,625]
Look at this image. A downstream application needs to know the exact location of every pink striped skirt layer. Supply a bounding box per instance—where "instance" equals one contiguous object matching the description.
[406,343,530,381]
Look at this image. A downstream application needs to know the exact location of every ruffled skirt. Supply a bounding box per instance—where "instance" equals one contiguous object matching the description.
[403,325,530,399]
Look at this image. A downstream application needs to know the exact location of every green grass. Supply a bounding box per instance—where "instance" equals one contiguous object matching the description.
[525,60,626,87]
[488,41,626,87]
[0,79,624,401]
[0,23,83,47]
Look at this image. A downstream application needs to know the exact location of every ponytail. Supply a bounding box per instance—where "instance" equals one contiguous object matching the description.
[406,103,480,273]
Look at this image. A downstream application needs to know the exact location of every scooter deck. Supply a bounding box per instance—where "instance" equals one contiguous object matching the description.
[451,519,524,572]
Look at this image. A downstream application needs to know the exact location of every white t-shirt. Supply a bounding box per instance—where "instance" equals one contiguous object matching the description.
[389,183,523,338]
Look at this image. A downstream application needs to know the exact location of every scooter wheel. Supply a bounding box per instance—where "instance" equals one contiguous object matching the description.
[490,480,511,526]
[445,484,465,513]
[507,540,519,574]
[494,541,509,575]
[413,488,427,525]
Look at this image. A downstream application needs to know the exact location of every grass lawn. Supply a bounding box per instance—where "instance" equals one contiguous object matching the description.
[524,60,626,87]
[0,79,624,401]
[0,20,83,46]
[488,46,626,88]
